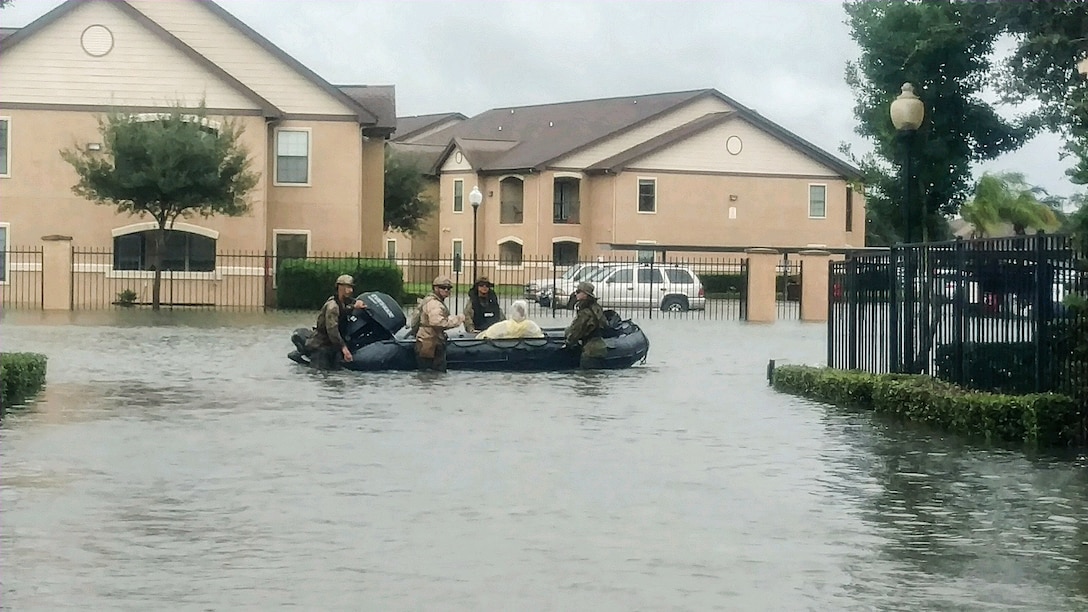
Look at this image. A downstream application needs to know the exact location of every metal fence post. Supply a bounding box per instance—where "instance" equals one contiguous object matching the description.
[1034,232,1049,393]
[952,237,966,386]
[888,245,900,373]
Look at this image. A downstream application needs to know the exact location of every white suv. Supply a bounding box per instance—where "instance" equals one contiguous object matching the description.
[533,263,617,307]
[561,263,706,311]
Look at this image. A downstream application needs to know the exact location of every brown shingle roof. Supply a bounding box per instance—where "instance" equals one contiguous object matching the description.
[586,111,737,173]
[0,27,19,45]
[392,112,467,143]
[338,85,397,135]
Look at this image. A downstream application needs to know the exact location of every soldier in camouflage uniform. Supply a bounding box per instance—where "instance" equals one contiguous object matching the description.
[303,274,366,370]
[565,281,608,369]
[414,275,465,372]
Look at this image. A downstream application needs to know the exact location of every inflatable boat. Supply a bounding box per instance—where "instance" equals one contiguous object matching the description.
[287,291,650,371]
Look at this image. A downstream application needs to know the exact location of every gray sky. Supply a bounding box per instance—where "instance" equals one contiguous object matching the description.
[2,0,1079,201]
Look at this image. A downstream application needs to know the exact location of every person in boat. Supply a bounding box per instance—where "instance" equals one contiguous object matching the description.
[414,275,465,372]
[303,274,367,369]
[463,275,504,333]
[564,281,608,369]
[476,299,544,340]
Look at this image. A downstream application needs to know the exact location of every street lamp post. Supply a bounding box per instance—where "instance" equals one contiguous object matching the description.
[890,82,925,373]
[469,185,483,281]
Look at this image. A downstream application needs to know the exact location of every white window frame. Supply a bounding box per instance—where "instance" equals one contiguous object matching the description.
[496,235,524,270]
[0,222,9,285]
[636,239,657,264]
[386,238,397,260]
[453,179,464,213]
[451,238,463,260]
[272,229,310,288]
[0,116,10,178]
[109,222,220,279]
[637,177,657,214]
[808,183,827,219]
[274,127,312,187]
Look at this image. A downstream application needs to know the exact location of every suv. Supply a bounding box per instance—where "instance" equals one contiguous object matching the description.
[525,263,598,303]
[560,263,706,311]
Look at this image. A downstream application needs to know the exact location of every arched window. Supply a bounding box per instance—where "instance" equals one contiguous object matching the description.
[500,176,524,224]
[499,240,523,266]
[113,229,216,272]
[553,240,579,266]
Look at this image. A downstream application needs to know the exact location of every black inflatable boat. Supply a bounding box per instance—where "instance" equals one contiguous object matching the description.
[288,291,650,371]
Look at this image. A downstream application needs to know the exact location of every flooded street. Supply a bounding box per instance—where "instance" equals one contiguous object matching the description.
[2,310,1086,610]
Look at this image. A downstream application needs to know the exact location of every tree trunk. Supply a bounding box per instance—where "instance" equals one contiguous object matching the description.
[152,226,165,310]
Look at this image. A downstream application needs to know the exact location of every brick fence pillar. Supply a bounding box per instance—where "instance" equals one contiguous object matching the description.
[797,249,831,322]
[41,235,73,311]
[745,247,779,323]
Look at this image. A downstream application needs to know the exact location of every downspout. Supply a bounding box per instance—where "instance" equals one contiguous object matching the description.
[265,116,282,253]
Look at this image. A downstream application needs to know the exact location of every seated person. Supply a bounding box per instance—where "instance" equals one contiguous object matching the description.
[476,299,545,340]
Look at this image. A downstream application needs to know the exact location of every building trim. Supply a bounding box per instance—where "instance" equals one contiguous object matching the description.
[0,102,265,116]
[112,221,220,239]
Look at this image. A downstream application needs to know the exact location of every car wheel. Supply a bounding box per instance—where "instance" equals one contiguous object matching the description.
[661,296,688,312]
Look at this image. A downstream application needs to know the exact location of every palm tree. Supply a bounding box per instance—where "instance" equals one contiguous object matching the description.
[959,172,1061,237]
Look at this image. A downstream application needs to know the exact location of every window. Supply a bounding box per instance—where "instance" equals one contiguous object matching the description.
[452,239,463,261]
[638,178,656,213]
[113,230,216,272]
[500,177,524,224]
[553,241,579,266]
[499,240,523,266]
[0,223,7,283]
[845,186,854,231]
[453,179,464,213]
[665,268,694,284]
[275,129,310,185]
[274,231,308,287]
[386,239,397,260]
[638,269,664,284]
[809,184,827,219]
[553,177,580,223]
[636,240,656,264]
[0,118,9,177]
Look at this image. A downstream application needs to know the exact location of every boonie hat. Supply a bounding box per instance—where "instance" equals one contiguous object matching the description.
[432,275,453,289]
[474,276,494,287]
[335,274,354,287]
[575,282,595,298]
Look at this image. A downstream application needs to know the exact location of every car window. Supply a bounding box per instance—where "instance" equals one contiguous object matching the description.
[606,269,633,283]
[573,266,597,281]
[638,269,664,284]
[665,269,693,284]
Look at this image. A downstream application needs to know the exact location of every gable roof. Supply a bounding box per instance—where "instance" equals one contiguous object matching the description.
[586,111,738,174]
[393,112,468,143]
[0,27,18,44]
[338,85,397,136]
[425,88,860,179]
[0,0,390,127]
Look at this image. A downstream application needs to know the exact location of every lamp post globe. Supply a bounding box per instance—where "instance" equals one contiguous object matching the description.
[889,82,925,244]
[469,186,483,280]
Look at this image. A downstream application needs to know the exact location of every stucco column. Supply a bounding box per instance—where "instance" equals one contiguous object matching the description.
[745,247,778,323]
[41,234,73,311]
[797,249,831,322]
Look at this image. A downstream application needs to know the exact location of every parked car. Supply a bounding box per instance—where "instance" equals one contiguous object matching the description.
[536,263,620,307]
[524,263,598,303]
[553,263,706,311]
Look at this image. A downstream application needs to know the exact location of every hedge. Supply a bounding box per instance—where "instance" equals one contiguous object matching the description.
[277,258,405,310]
[771,365,1086,447]
[1,352,47,411]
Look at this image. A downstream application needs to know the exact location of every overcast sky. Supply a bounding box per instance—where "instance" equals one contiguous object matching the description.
[2,0,1079,201]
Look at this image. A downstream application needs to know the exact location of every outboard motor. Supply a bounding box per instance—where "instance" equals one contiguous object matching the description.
[342,291,407,351]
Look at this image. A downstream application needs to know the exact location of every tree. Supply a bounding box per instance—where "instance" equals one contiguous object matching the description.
[61,107,259,310]
[959,172,1061,236]
[843,1,1034,245]
[383,146,436,235]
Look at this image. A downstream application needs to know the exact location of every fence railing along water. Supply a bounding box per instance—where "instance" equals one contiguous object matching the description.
[0,247,43,309]
[829,234,1087,400]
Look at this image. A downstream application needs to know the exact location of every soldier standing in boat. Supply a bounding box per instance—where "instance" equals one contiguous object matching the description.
[565,281,608,369]
[303,274,366,370]
[414,275,465,372]
[463,275,504,333]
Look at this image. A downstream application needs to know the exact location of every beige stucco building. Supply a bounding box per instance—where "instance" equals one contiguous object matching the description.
[389,90,864,265]
[0,0,393,278]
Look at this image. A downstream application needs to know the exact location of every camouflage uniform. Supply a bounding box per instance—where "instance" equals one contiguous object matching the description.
[304,295,351,369]
[565,297,608,369]
[415,291,464,371]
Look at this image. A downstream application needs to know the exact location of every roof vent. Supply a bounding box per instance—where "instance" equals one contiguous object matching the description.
[633,100,637,104]
[510,109,515,114]
[549,121,554,127]
[498,126,502,131]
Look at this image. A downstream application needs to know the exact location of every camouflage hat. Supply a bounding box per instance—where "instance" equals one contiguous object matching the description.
[474,275,494,287]
[432,275,453,289]
[575,281,595,298]
[335,274,354,287]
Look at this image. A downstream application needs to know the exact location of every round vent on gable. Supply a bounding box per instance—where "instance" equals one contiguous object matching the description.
[81,25,114,57]
[726,135,743,156]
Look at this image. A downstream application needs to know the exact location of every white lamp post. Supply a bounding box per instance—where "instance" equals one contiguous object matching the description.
[889,82,925,243]
[469,185,483,280]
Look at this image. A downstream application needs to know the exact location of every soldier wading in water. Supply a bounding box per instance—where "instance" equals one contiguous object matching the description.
[303,274,366,369]
[413,275,465,372]
[565,281,609,369]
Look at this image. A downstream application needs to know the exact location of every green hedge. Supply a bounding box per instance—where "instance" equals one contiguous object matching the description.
[1,352,47,411]
[277,258,405,310]
[934,342,1038,395]
[771,365,1086,447]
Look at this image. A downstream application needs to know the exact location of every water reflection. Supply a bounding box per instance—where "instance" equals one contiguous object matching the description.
[1,312,1085,609]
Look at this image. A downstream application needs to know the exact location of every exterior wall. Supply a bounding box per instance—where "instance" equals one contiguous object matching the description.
[0,1,258,110]
[0,108,270,250]
[359,137,385,254]
[127,0,356,116]
[555,96,733,168]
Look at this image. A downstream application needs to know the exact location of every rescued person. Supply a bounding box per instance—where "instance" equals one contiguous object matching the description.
[476,299,545,340]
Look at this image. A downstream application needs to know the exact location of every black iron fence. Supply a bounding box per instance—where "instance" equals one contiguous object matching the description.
[829,234,1087,399]
[777,255,802,320]
[0,247,43,309]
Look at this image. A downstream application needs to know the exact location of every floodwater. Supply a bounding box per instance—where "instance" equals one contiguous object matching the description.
[1,310,1086,610]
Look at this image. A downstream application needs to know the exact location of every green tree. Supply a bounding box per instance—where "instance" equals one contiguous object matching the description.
[844,0,1034,245]
[383,146,436,235]
[61,107,259,310]
[959,172,1061,236]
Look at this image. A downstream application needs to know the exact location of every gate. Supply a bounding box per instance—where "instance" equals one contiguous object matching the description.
[1,247,44,309]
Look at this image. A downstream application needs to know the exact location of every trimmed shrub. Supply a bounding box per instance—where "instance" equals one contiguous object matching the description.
[277,258,405,310]
[772,364,1086,447]
[1,352,47,410]
[934,342,1037,395]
